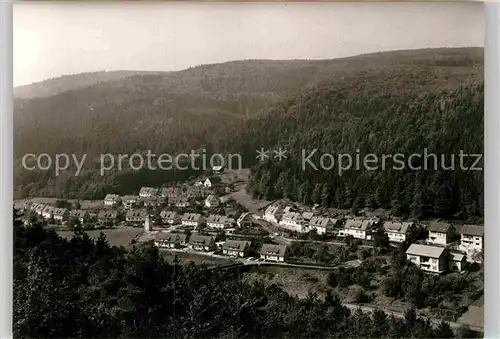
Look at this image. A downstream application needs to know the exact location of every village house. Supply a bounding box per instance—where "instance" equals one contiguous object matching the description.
[125,209,148,224]
[70,210,90,224]
[204,194,220,208]
[121,195,138,209]
[204,177,222,188]
[427,222,455,246]
[309,216,337,235]
[406,244,447,274]
[279,212,308,233]
[188,234,215,252]
[160,210,181,225]
[104,194,121,207]
[260,244,287,262]
[206,214,231,229]
[450,251,467,272]
[383,221,415,243]
[340,217,379,240]
[222,240,250,257]
[172,195,190,208]
[41,206,55,220]
[98,210,118,222]
[237,212,253,228]
[142,196,163,207]
[459,224,484,262]
[33,203,47,216]
[161,187,180,199]
[154,232,187,248]
[181,213,204,228]
[139,187,159,198]
[52,208,70,223]
[263,205,283,224]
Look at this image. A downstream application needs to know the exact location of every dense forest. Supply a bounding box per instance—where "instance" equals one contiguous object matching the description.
[13,211,478,338]
[14,48,484,220]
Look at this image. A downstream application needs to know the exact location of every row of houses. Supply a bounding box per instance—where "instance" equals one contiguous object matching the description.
[104,178,223,207]
[156,210,252,229]
[153,233,287,261]
[23,202,119,224]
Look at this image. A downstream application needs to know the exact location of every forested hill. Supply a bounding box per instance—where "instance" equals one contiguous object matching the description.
[14,48,484,217]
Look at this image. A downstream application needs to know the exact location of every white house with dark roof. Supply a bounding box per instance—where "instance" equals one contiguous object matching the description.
[237,212,253,228]
[406,244,447,274]
[104,194,121,207]
[427,222,455,246]
[450,251,467,272]
[222,240,250,257]
[181,213,204,227]
[139,187,159,198]
[188,234,215,251]
[52,208,69,222]
[383,221,414,243]
[459,224,484,262]
[206,214,231,229]
[279,212,308,233]
[309,216,337,235]
[41,206,55,219]
[160,211,181,225]
[122,195,138,209]
[260,244,287,262]
[154,232,187,248]
[340,218,379,240]
[263,205,283,224]
[125,209,148,223]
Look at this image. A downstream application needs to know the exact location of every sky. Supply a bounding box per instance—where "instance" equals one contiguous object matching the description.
[14,2,483,87]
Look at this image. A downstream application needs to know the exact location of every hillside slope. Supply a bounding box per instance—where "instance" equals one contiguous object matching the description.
[14,47,484,214]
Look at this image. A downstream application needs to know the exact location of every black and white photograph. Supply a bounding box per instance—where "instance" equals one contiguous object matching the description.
[12,2,484,338]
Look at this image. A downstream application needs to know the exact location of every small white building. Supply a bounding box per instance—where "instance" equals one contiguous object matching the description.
[206,214,231,229]
[383,221,414,243]
[125,209,148,224]
[263,205,283,224]
[279,212,308,233]
[222,240,250,257]
[154,233,187,248]
[459,224,484,262]
[309,216,337,235]
[450,251,467,272]
[122,195,138,209]
[406,244,447,274]
[260,244,287,262]
[104,194,121,207]
[427,222,455,246]
[139,187,159,198]
[160,211,181,225]
[188,234,215,252]
[340,218,379,240]
[181,213,204,228]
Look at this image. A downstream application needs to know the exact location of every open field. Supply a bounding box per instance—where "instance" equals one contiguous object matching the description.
[160,250,234,267]
[57,227,143,248]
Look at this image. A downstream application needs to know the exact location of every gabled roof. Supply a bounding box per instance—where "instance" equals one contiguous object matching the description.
[460,225,484,237]
[345,218,376,231]
[52,207,68,216]
[122,195,138,202]
[222,240,250,252]
[451,251,466,262]
[182,213,202,222]
[260,244,287,257]
[265,205,283,216]
[406,244,445,258]
[98,210,118,219]
[206,214,229,224]
[302,212,314,221]
[125,209,147,218]
[139,187,159,195]
[383,221,414,234]
[189,234,214,246]
[281,212,304,223]
[310,216,336,228]
[428,222,452,233]
[70,209,88,218]
[204,176,222,184]
[160,210,178,219]
[104,194,120,201]
[156,232,187,243]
